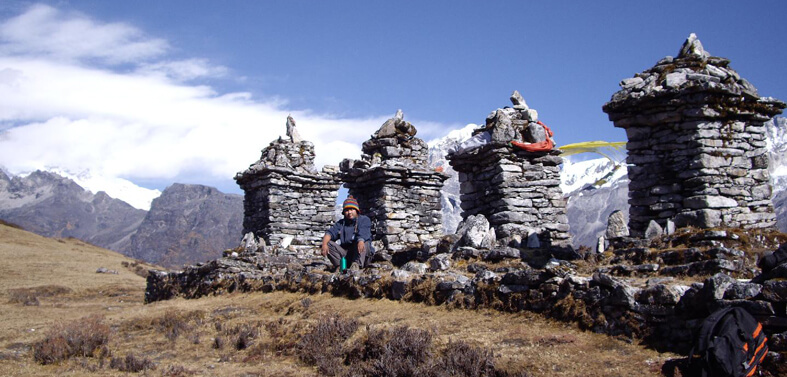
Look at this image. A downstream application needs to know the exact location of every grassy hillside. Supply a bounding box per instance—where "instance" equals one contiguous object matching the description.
[0,223,679,376]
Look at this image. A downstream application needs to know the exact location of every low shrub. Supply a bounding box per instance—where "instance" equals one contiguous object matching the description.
[224,322,260,351]
[32,315,110,364]
[532,334,577,347]
[352,325,435,377]
[8,289,39,306]
[265,317,306,356]
[121,260,150,278]
[133,260,150,278]
[152,310,203,341]
[161,364,196,376]
[293,319,520,377]
[8,285,72,306]
[110,353,156,372]
[406,277,437,304]
[436,340,496,377]
[297,313,359,371]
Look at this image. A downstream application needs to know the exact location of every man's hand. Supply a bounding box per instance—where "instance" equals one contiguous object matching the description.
[321,234,331,256]
[320,243,329,256]
[357,239,365,254]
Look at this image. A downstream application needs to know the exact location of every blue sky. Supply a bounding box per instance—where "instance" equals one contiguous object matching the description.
[0,1,785,200]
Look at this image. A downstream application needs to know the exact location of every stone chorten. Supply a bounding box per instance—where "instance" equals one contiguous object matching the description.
[339,110,448,252]
[603,34,786,235]
[447,92,573,250]
[235,116,341,250]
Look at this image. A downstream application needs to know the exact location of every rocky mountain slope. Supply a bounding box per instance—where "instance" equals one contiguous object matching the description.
[125,183,243,268]
[0,171,243,268]
[427,124,477,234]
[0,170,146,250]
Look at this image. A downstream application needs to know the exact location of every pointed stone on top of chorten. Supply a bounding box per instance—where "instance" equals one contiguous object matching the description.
[677,33,710,59]
[286,115,302,143]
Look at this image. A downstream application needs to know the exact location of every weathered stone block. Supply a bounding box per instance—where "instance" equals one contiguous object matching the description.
[762,280,787,302]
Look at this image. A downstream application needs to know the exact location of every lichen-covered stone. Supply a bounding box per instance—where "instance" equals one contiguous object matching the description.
[603,34,785,236]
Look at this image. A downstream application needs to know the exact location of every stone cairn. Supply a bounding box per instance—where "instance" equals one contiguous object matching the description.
[235,116,341,253]
[603,34,786,237]
[446,91,573,254]
[339,110,449,253]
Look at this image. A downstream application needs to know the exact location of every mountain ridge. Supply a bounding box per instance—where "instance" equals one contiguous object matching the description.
[0,171,243,268]
[0,170,147,250]
[125,183,243,267]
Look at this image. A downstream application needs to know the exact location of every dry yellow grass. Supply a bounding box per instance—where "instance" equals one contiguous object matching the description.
[0,224,680,376]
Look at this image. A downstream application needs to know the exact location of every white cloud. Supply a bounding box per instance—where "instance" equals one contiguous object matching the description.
[0,56,383,180]
[137,58,229,82]
[0,4,449,194]
[0,4,167,64]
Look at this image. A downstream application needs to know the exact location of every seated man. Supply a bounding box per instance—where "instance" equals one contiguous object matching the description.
[321,196,373,271]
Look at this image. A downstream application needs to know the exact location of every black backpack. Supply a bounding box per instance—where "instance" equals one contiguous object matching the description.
[758,244,787,273]
[690,307,768,377]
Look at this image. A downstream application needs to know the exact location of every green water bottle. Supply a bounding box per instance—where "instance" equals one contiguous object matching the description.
[341,257,347,271]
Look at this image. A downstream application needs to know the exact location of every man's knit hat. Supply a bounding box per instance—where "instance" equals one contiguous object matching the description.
[343,196,360,212]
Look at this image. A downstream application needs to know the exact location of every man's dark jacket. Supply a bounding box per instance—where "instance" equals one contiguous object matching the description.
[325,215,372,248]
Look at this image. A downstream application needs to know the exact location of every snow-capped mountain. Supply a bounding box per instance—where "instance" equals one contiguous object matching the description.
[766,117,787,231]
[767,117,787,185]
[559,158,627,195]
[37,168,161,210]
[427,124,479,234]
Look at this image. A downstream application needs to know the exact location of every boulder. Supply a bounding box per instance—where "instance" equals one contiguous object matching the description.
[606,210,629,238]
[459,214,491,248]
[483,246,521,262]
[429,254,452,272]
[645,220,663,239]
[401,261,428,275]
[673,209,722,229]
[523,122,547,143]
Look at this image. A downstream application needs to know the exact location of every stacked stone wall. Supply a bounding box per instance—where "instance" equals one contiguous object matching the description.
[340,111,448,252]
[237,165,340,248]
[235,117,341,249]
[622,115,775,234]
[342,164,446,251]
[450,146,570,247]
[145,226,787,375]
[447,92,572,249]
[604,34,785,236]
